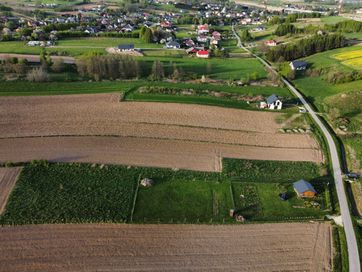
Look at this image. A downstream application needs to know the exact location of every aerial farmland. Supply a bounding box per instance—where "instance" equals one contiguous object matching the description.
[1,0,362,271]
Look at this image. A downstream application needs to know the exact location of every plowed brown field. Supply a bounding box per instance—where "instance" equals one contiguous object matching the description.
[0,167,22,214]
[0,94,322,171]
[0,223,332,272]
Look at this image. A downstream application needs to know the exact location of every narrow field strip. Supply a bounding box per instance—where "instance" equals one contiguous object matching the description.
[0,167,22,214]
[0,136,323,172]
[0,223,333,272]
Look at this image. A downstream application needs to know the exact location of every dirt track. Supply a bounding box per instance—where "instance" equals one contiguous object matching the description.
[0,223,332,272]
[0,167,22,214]
[0,94,323,171]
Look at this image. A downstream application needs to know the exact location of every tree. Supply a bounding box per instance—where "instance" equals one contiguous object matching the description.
[151,60,164,80]
[171,63,183,80]
[141,28,153,43]
[240,29,252,42]
[40,49,52,70]
[274,23,297,36]
[52,59,65,73]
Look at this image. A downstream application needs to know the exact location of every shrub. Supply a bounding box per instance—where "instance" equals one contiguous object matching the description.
[26,67,49,82]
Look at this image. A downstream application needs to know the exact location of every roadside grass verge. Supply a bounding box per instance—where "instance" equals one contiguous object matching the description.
[0,159,331,225]
[333,226,349,272]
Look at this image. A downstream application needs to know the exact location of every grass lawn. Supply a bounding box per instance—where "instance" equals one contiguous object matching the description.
[0,80,290,98]
[133,180,233,223]
[321,16,349,25]
[138,56,268,81]
[0,37,162,56]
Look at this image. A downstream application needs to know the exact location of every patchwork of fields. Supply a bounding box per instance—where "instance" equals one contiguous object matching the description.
[0,93,323,171]
[0,223,333,272]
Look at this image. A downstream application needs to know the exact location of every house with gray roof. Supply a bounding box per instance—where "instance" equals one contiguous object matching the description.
[293,179,317,198]
[265,94,282,110]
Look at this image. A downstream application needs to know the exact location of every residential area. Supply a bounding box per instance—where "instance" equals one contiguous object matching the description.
[0,0,362,271]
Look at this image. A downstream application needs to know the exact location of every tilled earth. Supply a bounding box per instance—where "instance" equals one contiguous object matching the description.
[0,223,333,272]
[0,94,323,171]
[0,167,22,214]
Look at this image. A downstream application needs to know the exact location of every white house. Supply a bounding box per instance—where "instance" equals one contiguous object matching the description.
[290,60,308,71]
[166,41,180,49]
[260,94,282,110]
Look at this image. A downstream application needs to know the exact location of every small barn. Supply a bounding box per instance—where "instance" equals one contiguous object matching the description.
[293,179,317,198]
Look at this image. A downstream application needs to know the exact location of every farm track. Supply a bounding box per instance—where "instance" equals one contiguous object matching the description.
[0,94,322,170]
[0,223,332,272]
[0,167,22,214]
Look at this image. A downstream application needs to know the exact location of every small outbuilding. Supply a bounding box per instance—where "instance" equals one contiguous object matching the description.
[293,179,317,198]
[140,178,154,187]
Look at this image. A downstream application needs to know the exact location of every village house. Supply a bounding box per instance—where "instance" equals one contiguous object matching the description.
[293,179,317,198]
[121,24,134,32]
[290,60,308,71]
[197,24,209,35]
[117,44,135,52]
[260,94,282,110]
[166,41,180,49]
[265,40,277,47]
[196,50,210,59]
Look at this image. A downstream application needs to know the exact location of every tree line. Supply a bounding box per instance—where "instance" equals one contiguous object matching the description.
[268,13,321,26]
[326,20,362,33]
[266,33,346,62]
[76,54,187,81]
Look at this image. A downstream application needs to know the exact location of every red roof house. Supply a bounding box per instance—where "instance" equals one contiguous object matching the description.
[196,50,210,58]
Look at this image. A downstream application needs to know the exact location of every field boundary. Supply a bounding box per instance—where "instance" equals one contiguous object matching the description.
[130,174,141,223]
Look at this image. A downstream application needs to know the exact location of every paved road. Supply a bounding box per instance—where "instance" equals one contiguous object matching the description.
[231,25,360,271]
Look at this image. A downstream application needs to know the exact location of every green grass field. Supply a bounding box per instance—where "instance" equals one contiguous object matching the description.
[0,159,330,225]
[292,46,362,170]
[0,80,290,97]
[133,180,233,223]
[0,37,162,56]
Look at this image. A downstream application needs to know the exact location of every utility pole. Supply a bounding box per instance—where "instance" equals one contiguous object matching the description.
[338,0,343,14]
